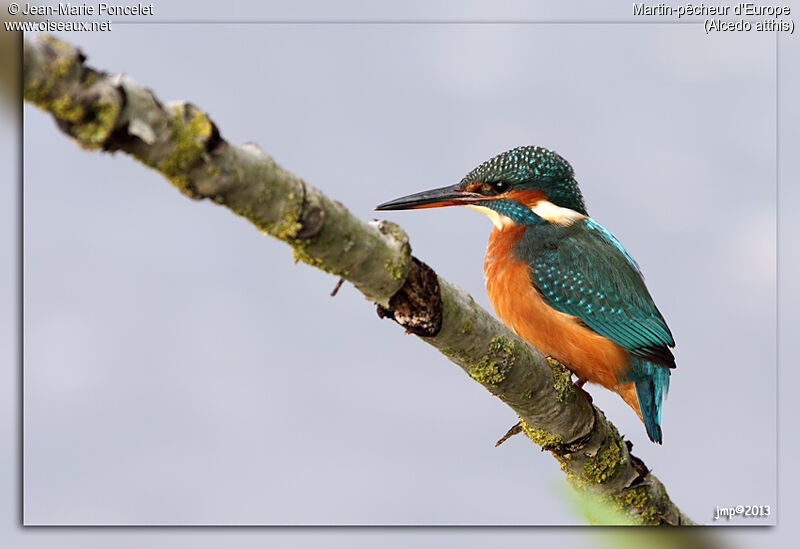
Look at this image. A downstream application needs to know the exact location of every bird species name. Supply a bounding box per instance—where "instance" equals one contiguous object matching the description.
[632,3,791,17]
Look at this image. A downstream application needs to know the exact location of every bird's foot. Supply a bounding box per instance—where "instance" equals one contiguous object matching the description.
[575,378,593,403]
[495,421,523,447]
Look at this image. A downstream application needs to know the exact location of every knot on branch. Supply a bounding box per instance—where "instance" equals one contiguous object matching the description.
[24,36,123,150]
[377,256,442,337]
[292,178,326,240]
[155,102,222,199]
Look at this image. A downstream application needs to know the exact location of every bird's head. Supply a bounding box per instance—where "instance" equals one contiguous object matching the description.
[376,146,588,229]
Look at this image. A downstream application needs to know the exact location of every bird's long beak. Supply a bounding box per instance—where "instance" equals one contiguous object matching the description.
[375,184,483,211]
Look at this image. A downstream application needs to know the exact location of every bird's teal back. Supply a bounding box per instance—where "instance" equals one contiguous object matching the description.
[514,218,674,443]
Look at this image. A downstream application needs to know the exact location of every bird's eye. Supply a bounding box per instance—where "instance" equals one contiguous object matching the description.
[490,181,510,194]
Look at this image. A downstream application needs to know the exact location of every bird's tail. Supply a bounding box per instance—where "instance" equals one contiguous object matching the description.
[629,359,671,444]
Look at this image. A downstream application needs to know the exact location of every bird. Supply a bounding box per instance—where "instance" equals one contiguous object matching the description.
[375,146,674,444]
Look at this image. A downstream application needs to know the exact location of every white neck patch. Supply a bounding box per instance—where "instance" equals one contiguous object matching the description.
[530,200,586,226]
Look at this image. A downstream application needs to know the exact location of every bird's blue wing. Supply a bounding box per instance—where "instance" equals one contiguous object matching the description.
[583,218,640,274]
[517,218,675,368]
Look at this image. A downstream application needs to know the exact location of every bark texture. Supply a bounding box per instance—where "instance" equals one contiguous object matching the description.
[23,35,696,526]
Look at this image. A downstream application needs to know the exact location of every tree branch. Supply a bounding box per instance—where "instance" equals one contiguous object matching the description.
[23,35,694,525]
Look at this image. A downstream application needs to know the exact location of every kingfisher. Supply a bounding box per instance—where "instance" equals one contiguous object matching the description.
[375,146,674,443]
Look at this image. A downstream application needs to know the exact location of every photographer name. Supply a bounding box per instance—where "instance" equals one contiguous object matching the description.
[22,2,154,16]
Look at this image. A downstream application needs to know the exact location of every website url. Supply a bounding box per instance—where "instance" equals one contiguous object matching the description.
[4,20,112,32]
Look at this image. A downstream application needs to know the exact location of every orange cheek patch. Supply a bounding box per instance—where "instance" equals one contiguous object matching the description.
[503,189,547,207]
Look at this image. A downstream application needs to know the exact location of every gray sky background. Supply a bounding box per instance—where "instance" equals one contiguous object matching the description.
[3,0,799,547]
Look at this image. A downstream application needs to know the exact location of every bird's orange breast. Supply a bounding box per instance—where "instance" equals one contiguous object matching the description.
[483,226,633,394]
